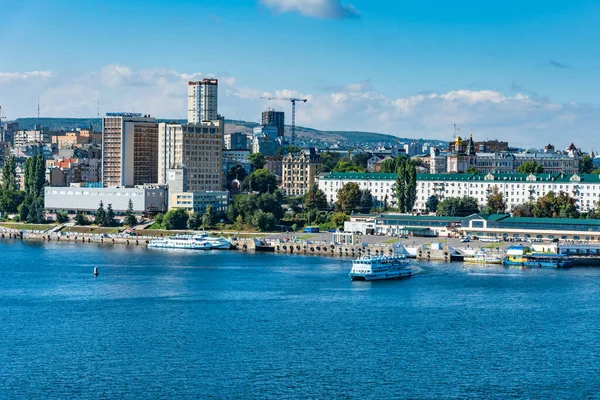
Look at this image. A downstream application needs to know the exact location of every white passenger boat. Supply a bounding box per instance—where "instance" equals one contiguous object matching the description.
[147,235,211,250]
[464,251,503,264]
[350,254,412,281]
[194,233,232,249]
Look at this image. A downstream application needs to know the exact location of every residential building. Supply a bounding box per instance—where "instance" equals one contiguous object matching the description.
[158,120,224,192]
[188,79,218,124]
[474,139,508,153]
[223,149,250,162]
[261,110,285,137]
[101,113,158,187]
[252,134,278,157]
[14,129,50,146]
[169,191,229,214]
[52,130,101,149]
[281,148,322,196]
[44,185,168,214]
[367,155,384,172]
[1,122,18,144]
[224,132,250,150]
[317,172,600,213]
[265,156,283,180]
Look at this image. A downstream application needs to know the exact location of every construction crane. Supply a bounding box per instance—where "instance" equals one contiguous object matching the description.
[260,97,308,144]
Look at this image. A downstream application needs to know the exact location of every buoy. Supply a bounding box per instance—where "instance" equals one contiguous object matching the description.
[94,267,99,276]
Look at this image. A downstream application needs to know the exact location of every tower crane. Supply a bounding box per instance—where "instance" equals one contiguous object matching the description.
[260,97,307,144]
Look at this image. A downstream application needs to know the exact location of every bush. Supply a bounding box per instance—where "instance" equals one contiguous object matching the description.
[56,212,69,224]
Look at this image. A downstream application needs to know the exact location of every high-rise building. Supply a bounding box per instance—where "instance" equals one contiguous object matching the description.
[261,110,285,137]
[158,119,224,192]
[101,113,158,187]
[188,79,218,124]
[224,132,250,150]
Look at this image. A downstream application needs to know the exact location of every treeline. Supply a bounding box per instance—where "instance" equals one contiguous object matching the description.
[0,156,46,223]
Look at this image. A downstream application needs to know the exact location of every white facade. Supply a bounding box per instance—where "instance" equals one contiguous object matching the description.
[317,172,600,213]
[14,130,50,146]
[188,79,218,124]
[169,191,229,214]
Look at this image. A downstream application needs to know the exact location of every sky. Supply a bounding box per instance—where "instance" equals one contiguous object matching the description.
[0,0,599,148]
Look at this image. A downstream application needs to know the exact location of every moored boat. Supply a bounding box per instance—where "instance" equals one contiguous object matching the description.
[350,254,412,281]
[464,251,503,264]
[503,245,572,268]
[193,232,233,249]
[147,235,211,250]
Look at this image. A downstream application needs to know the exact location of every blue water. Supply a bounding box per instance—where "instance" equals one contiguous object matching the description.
[2,241,600,399]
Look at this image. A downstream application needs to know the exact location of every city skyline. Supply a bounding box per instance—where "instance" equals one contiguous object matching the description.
[0,0,599,148]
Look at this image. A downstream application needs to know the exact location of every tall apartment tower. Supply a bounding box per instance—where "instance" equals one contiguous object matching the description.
[158,119,224,192]
[101,113,158,187]
[261,110,285,137]
[188,79,218,124]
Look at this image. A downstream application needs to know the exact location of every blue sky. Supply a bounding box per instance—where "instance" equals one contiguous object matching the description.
[0,0,599,148]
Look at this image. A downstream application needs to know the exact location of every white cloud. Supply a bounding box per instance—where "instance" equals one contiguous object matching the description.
[0,71,52,84]
[1,65,598,149]
[260,0,359,19]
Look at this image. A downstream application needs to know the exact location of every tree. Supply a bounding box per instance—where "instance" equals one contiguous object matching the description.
[333,161,362,173]
[124,199,137,227]
[277,145,301,156]
[163,208,189,230]
[187,212,202,230]
[18,197,30,222]
[94,201,106,225]
[56,212,69,224]
[155,213,164,227]
[242,169,277,193]
[517,161,544,174]
[0,190,25,214]
[425,195,439,213]
[511,202,535,217]
[331,212,349,228]
[75,211,88,226]
[304,184,328,210]
[395,160,417,213]
[252,210,276,231]
[335,182,362,213]
[466,167,479,175]
[320,151,340,172]
[580,154,594,174]
[1,156,17,191]
[359,189,374,213]
[226,165,247,184]
[248,153,266,170]
[26,197,45,223]
[202,205,217,228]
[103,203,116,227]
[486,186,507,214]
[352,153,370,170]
[379,158,396,173]
[437,196,479,217]
[33,155,45,197]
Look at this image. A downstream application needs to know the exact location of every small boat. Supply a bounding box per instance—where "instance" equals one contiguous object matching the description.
[502,246,572,268]
[464,250,503,264]
[350,254,412,281]
[147,235,211,250]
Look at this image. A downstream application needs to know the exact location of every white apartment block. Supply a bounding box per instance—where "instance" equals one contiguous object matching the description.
[317,172,600,213]
[169,191,229,214]
[14,130,50,146]
[188,79,218,124]
[158,120,224,192]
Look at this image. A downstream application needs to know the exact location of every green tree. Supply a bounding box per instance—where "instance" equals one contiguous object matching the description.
[466,167,479,175]
[26,197,45,223]
[580,154,594,174]
[395,160,417,213]
[331,212,349,227]
[202,205,217,228]
[437,196,479,217]
[517,161,544,174]
[304,184,328,210]
[75,211,88,226]
[335,182,362,213]
[0,190,25,214]
[511,202,535,217]
[320,151,340,172]
[425,195,439,213]
[1,156,17,191]
[379,158,396,173]
[124,199,137,227]
[103,203,116,227]
[163,208,189,230]
[55,212,69,224]
[333,160,362,172]
[248,153,266,170]
[33,155,45,197]
[352,153,370,170]
[486,186,507,214]
[226,165,247,184]
[154,213,164,227]
[242,169,277,193]
[252,210,276,231]
[277,145,301,155]
[359,189,374,213]
[187,212,202,230]
[94,201,106,225]
[18,197,30,222]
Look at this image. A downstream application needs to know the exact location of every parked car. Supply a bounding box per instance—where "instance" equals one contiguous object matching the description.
[460,237,470,243]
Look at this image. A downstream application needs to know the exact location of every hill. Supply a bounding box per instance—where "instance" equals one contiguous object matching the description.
[11,117,446,148]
